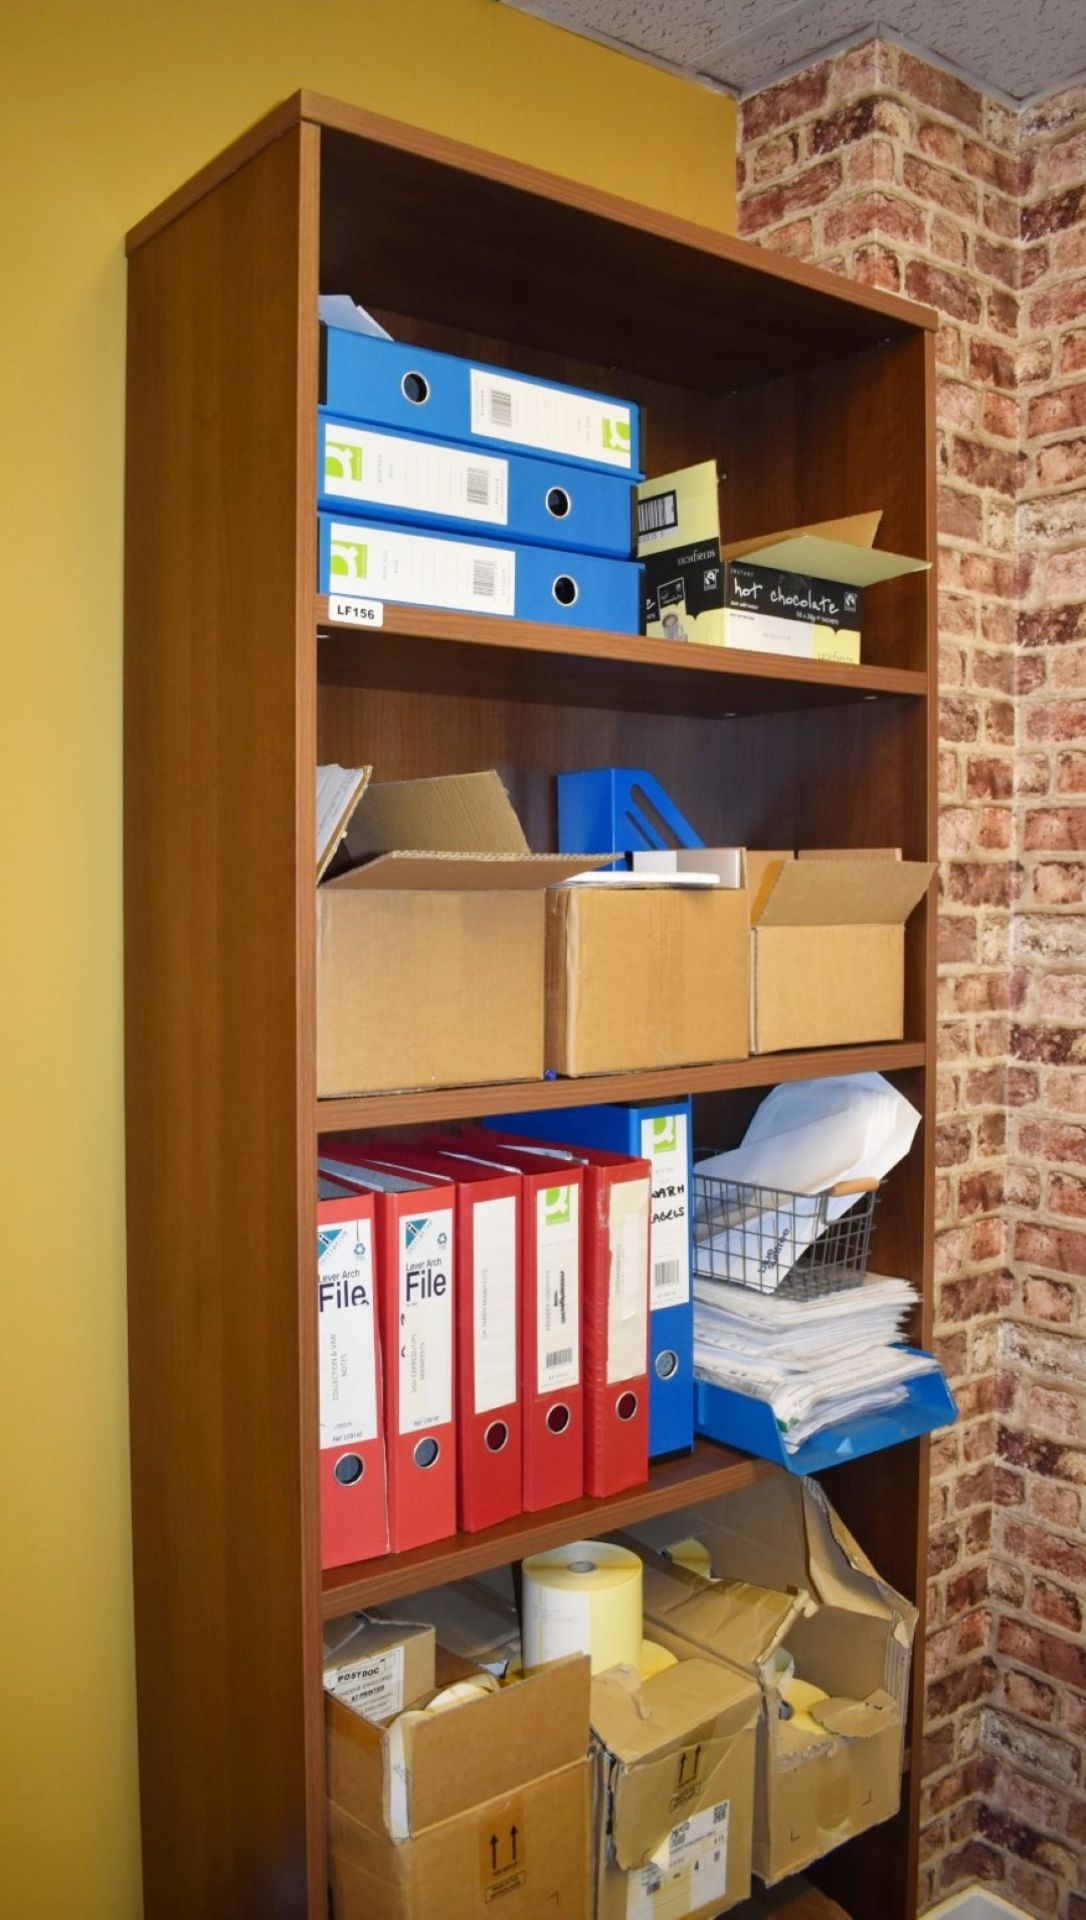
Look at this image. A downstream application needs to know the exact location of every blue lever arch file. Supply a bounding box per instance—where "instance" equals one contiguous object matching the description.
[321,326,642,478]
[319,412,635,558]
[319,514,641,633]
[484,1100,694,1458]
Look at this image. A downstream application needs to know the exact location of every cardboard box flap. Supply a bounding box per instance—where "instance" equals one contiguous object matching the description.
[755,857,934,928]
[318,764,373,881]
[344,770,531,860]
[326,850,601,892]
[590,1657,759,1764]
[636,1547,803,1669]
[811,1689,898,1740]
[408,1653,590,1832]
[723,512,930,586]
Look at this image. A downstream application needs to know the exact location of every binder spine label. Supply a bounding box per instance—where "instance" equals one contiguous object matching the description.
[536,1185,580,1393]
[607,1177,651,1385]
[398,1207,454,1432]
[318,1217,378,1445]
[470,369,633,470]
[640,1114,691,1310]
[472,1195,518,1415]
[328,520,516,616]
[323,422,509,526]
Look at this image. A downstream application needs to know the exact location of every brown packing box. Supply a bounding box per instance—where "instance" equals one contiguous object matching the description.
[749,850,934,1054]
[546,884,749,1076]
[327,1652,591,1920]
[323,1612,437,1720]
[624,1478,917,1885]
[316,769,601,1096]
[592,1656,760,1919]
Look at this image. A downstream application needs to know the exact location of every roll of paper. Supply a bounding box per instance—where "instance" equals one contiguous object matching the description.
[640,1638,678,1680]
[522,1539,643,1675]
[427,1676,499,1714]
[779,1672,830,1738]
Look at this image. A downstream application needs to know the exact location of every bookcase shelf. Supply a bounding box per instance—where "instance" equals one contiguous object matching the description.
[322,1439,774,1615]
[124,91,936,1920]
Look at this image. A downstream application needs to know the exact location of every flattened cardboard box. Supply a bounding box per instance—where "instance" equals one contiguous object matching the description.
[749,851,934,1054]
[317,769,601,1096]
[330,1759,591,1920]
[592,1655,760,1919]
[625,1478,917,1884]
[546,885,749,1076]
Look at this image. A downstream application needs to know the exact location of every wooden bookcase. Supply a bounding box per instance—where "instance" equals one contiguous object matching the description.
[123,92,937,1920]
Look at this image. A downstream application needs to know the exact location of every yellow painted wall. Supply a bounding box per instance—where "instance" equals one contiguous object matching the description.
[0,4,733,1914]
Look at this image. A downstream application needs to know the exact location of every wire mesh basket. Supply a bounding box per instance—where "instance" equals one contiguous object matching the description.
[693,1162,879,1300]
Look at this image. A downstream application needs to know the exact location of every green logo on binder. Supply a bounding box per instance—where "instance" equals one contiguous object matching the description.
[601,416,630,454]
[649,1117,677,1154]
[329,538,368,579]
[543,1186,572,1226]
[325,437,363,484]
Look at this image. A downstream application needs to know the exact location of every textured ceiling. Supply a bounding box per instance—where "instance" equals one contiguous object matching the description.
[500,0,1086,103]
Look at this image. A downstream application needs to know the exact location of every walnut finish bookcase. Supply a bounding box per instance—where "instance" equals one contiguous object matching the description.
[123,91,937,1920]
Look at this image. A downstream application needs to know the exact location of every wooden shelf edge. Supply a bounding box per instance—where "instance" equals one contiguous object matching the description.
[316,598,927,703]
[321,1439,774,1615]
[318,1042,927,1133]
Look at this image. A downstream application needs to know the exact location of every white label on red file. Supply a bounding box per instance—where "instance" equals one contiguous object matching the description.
[470,369,633,470]
[398,1207,454,1433]
[317,1216,378,1446]
[626,1802,729,1919]
[641,1113,691,1310]
[473,1195,518,1415]
[328,520,516,616]
[536,1185,580,1394]
[607,1177,650,1386]
[323,422,509,527]
[325,1644,404,1722]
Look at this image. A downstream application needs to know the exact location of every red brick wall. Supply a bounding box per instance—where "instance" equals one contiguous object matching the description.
[738,44,1086,1919]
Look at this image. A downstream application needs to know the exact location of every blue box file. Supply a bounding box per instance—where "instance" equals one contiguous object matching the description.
[695,1354,957,1475]
[318,412,635,559]
[320,327,643,479]
[319,514,641,634]
[557,768,705,870]
[485,1101,694,1458]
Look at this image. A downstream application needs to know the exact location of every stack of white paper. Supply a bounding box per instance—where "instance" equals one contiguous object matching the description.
[694,1074,921,1293]
[694,1271,935,1450]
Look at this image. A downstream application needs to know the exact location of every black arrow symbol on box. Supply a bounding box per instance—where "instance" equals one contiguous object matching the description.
[510,1825,518,1861]
[490,1835,499,1871]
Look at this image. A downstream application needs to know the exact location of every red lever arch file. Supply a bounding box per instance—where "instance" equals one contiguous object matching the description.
[317,1176,389,1566]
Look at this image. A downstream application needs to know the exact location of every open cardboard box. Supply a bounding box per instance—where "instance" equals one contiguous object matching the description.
[748,850,934,1053]
[592,1654,760,1919]
[327,1651,591,1920]
[316,768,600,1096]
[622,1477,917,1884]
[722,511,930,665]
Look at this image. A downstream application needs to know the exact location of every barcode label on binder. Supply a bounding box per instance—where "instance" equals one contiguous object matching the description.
[487,388,513,429]
[322,422,507,526]
[471,369,634,469]
[536,1185,580,1393]
[637,489,678,541]
[654,1259,681,1296]
[473,559,497,598]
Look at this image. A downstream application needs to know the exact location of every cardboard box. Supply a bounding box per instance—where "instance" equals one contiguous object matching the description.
[592,1655,760,1919]
[324,1612,437,1721]
[723,560,862,664]
[546,884,749,1075]
[327,1653,591,1920]
[316,769,599,1096]
[626,1478,917,1885]
[749,850,934,1053]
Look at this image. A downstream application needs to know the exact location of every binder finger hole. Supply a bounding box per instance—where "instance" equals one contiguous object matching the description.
[616,1391,638,1422]
[413,1437,440,1469]
[333,1452,364,1486]
[552,574,578,607]
[655,1349,679,1381]
[546,1402,571,1434]
[546,486,571,519]
[484,1419,509,1454]
[400,371,430,405]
